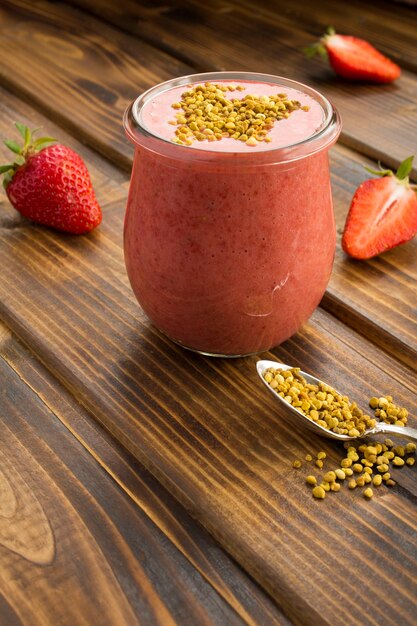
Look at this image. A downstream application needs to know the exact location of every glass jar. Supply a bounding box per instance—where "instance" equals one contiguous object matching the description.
[124,72,341,356]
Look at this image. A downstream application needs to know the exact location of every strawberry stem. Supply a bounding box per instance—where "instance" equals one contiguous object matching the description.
[364,156,415,189]
[1,123,57,189]
[304,26,336,59]
[364,164,393,177]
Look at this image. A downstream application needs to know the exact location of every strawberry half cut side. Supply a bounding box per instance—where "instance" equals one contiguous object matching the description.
[305,27,401,83]
[342,156,417,259]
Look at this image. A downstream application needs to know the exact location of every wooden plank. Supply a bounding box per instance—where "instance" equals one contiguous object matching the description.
[0,326,257,626]
[1,202,417,626]
[327,144,417,371]
[0,0,192,170]
[1,82,415,371]
[60,0,417,178]
[0,321,289,626]
[1,183,417,625]
[0,87,291,626]
[209,0,417,73]
[0,13,415,622]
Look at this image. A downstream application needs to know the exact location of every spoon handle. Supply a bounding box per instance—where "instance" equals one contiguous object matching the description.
[373,423,417,442]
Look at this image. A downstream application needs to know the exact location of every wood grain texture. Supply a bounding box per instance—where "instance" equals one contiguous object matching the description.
[0,2,417,626]
[214,0,417,73]
[0,337,261,626]
[0,192,416,626]
[0,321,289,626]
[0,0,191,170]
[0,87,290,625]
[327,144,417,371]
[65,0,417,178]
[1,0,414,365]
[1,83,415,370]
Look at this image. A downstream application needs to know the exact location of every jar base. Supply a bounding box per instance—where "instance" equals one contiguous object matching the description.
[162,330,270,358]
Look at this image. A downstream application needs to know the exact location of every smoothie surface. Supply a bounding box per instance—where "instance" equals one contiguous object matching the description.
[140,80,325,152]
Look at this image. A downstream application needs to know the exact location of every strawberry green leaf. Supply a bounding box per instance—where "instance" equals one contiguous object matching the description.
[14,121,32,148]
[24,127,32,148]
[32,136,56,146]
[0,164,14,173]
[32,139,56,152]
[396,155,414,181]
[305,28,334,59]
[304,45,316,59]
[304,43,327,59]
[14,122,28,140]
[31,136,57,153]
[2,170,14,190]
[4,139,22,154]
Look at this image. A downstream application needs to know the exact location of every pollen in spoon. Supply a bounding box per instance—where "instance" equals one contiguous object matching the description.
[263,366,377,436]
[263,367,410,436]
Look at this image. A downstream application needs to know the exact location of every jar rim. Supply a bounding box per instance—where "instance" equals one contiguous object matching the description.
[124,71,341,164]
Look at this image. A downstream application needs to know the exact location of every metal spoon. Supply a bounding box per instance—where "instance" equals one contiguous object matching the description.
[256,359,417,442]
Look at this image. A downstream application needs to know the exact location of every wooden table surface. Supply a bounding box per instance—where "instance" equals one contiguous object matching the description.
[1,1,416,625]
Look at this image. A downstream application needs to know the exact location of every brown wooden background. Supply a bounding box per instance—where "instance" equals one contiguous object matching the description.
[0,1,416,625]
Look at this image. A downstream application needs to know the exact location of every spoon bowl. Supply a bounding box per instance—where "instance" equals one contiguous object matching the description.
[256,359,417,442]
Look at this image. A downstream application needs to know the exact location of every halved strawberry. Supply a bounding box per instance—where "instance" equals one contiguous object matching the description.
[342,156,417,259]
[306,28,401,83]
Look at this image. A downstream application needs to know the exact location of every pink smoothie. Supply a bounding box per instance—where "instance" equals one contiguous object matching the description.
[140,81,324,152]
[124,74,341,355]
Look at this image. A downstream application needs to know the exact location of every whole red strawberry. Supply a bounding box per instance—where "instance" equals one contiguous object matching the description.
[342,156,417,259]
[1,123,102,234]
[306,27,401,83]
